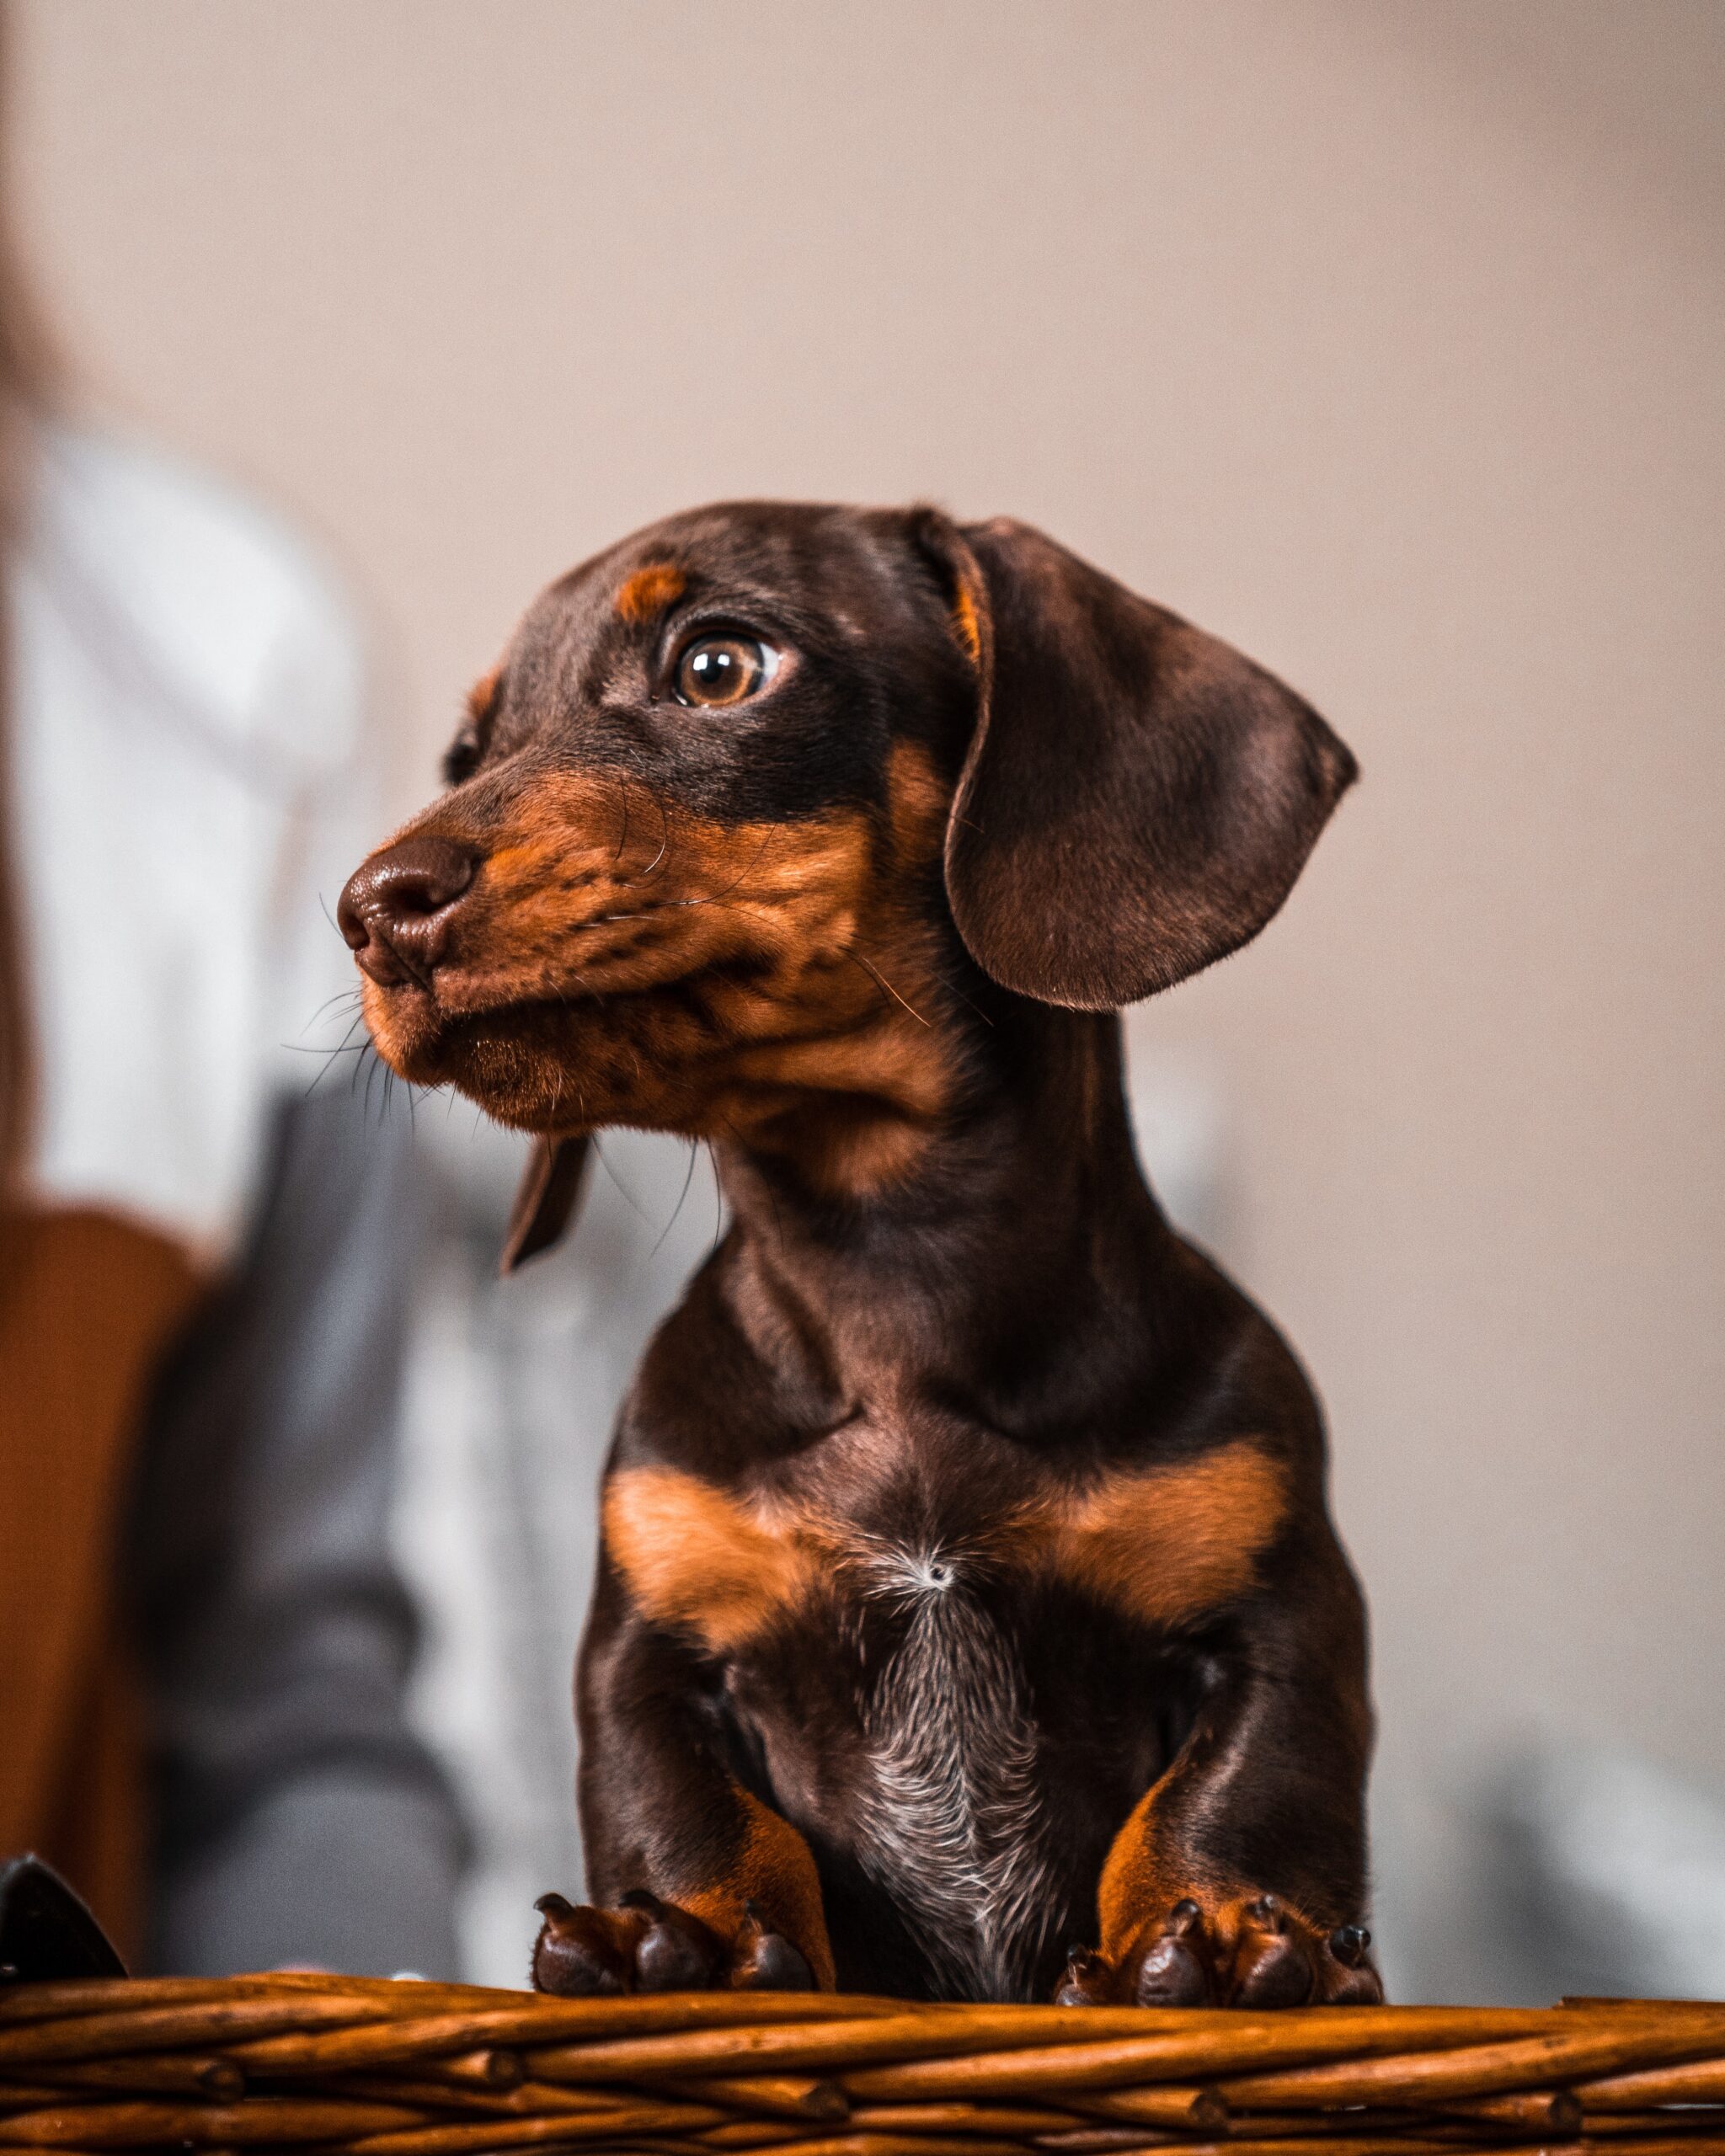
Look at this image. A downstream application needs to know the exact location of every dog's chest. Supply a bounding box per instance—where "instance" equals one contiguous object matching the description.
[838,1537,1057,1999]
[766,1423,1063,1999]
[606,1417,1279,1997]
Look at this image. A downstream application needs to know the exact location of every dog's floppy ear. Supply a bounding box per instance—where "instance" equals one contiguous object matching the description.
[499,1134,590,1276]
[923,515,1357,1010]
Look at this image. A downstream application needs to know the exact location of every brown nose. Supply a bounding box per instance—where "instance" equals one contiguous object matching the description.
[338,835,478,986]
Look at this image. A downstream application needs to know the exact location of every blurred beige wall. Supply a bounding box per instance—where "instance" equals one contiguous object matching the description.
[13,0,1720,1994]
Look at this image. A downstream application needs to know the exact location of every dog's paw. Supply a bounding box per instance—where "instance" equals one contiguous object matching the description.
[531,1890,815,1995]
[1055,1893,1382,2008]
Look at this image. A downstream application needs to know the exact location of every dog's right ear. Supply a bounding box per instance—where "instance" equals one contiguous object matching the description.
[913,511,1357,1011]
[499,1134,590,1276]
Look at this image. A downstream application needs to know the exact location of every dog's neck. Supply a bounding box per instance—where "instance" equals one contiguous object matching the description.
[708,1006,1178,1430]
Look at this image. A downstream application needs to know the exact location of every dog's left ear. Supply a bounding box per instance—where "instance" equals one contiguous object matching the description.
[919,514,1357,1010]
[499,1134,590,1276]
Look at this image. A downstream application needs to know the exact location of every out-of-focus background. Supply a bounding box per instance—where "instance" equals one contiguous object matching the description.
[11,0,1720,1999]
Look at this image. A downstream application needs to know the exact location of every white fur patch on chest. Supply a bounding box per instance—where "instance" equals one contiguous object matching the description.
[846,1540,1058,2002]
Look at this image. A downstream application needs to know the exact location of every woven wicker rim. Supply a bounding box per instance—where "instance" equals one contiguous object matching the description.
[1,1976,1722,2152]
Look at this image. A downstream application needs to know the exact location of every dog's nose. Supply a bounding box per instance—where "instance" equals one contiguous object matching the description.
[338,835,478,985]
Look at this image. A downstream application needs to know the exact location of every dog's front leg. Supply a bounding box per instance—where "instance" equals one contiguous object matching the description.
[1060,1542,1384,2009]
[531,1596,835,1996]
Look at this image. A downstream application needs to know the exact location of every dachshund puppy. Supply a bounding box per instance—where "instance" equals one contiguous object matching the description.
[340,504,1381,2008]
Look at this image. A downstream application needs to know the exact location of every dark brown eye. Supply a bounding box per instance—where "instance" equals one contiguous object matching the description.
[673,633,774,707]
[442,727,482,785]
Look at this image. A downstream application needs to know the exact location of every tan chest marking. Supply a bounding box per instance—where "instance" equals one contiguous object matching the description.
[603,1467,821,1654]
[1044,1440,1286,1628]
[606,1439,1284,1653]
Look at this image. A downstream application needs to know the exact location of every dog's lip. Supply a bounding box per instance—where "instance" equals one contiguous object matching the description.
[371,963,676,1038]
[371,977,579,1037]
[440,988,590,1033]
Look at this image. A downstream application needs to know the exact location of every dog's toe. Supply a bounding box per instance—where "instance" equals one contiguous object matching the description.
[531,1893,636,1994]
[730,1898,814,1989]
[622,1890,726,1988]
[1052,1943,1114,2006]
[739,1935,812,1989]
[1129,1897,1215,2004]
[1230,1893,1318,2005]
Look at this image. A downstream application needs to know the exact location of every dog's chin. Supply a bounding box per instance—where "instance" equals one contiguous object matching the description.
[360,984,584,1131]
[359,976,717,1139]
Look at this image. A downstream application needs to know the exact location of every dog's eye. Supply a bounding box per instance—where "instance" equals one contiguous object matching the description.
[442,728,482,786]
[673,634,775,708]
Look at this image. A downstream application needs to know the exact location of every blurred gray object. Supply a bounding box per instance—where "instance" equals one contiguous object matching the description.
[398,1054,1226,1987]
[132,1086,466,1979]
[1482,1742,1725,2002]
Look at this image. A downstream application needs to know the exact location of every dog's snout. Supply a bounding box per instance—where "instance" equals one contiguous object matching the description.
[338,834,478,985]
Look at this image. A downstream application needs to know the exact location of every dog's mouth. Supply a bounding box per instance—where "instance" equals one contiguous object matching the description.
[359,901,956,1187]
[359,952,737,1132]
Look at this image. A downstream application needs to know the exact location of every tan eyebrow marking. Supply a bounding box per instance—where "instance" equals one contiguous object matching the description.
[950,579,984,664]
[615,560,686,625]
[1044,1441,1286,1629]
[466,664,502,725]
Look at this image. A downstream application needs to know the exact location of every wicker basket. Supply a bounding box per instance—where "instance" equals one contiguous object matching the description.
[2,1976,1723,2153]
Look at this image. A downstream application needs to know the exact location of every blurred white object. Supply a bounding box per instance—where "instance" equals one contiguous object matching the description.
[14,424,372,1264]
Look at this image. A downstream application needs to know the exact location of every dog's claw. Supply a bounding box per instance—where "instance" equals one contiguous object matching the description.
[1329,1921,1370,1967]
[1057,1889,1384,2009]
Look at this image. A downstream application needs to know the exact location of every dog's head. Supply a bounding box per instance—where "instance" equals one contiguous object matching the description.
[340,503,1355,1260]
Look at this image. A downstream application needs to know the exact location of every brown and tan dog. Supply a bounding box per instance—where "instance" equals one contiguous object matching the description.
[339,504,1381,2007]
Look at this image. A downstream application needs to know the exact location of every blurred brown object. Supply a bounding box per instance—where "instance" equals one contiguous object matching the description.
[0,1215,200,1957]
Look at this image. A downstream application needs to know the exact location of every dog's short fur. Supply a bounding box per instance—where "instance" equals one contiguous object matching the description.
[340,504,1381,2006]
